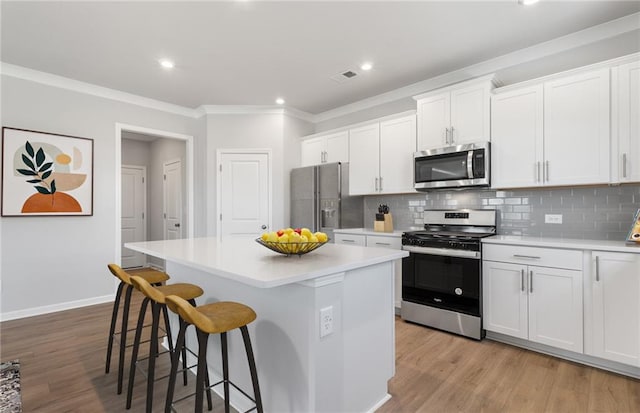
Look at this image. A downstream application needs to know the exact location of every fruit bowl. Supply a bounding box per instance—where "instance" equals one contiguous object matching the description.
[256,238,329,256]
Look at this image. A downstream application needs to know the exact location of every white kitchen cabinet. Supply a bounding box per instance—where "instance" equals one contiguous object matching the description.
[491,85,544,188]
[587,251,640,367]
[613,61,640,183]
[300,131,349,167]
[491,68,610,188]
[415,77,493,150]
[483,244,583,353]
[349,114,416,195]
[543,68,610,186]
[334,233,366,246]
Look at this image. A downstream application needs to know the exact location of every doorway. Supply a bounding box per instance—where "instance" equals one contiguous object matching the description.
[115,123,194,268]
[217,149,272,238]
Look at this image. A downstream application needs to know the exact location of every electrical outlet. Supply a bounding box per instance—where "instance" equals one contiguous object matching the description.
[320,306,333,338]
[545,214,563,224]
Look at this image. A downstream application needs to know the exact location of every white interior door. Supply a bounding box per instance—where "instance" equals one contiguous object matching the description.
[121,166,146,268]
[219,152,270,238]
[163,159,183,240]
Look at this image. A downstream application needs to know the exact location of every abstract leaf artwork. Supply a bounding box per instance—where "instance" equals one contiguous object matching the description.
[2,127,93,216]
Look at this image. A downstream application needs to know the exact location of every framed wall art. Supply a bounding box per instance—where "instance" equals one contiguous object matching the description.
[2,127,94,216]
[626,208,640,243]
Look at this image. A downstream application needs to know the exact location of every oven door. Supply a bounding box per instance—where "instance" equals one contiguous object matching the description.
[402,250,481,317]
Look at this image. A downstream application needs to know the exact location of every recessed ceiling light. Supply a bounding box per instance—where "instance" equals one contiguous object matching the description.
[275,98,285,105]
[360,62,373,71]
[518,0,539,5]
[159,59,175,69]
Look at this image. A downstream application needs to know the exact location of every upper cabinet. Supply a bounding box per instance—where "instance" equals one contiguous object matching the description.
[414,76,493,150]
[612,61,640,183]
[492,68,611,188]
[349,113,416,195]
[300,131,349,167]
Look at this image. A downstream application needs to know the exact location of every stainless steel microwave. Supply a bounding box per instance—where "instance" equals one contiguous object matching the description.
[414,142,490,191]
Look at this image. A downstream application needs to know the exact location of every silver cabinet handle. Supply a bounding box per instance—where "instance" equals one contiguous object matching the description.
[375,242,391,246]
[445,128,450,145]
[535,162,540,183]
[375,177,379,192]
[595,255,600,282]
[450,126,455,144]
[623,153,628,178]
[342,239,355,243]
[545,161,549,182]
[379,176,383,192]
[521,269,525,292]
[513,254,541,260]
[529,270,533,293]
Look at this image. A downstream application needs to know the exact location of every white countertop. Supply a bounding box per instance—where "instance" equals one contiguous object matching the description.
[333,228,406,237]
[125,237,408,288]
[483,235,640,254]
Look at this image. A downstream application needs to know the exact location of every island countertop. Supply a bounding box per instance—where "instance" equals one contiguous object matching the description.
[125,237,408,289]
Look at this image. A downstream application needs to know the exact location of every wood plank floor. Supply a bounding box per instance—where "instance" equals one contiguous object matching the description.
[2,297,639,412]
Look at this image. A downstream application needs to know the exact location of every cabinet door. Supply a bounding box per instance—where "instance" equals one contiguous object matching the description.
[366,235,403,309]
[301,137,324,167]
[482,261,528,339]
[450,82,491,145]
[616,61,640,183]
[590,251,640,366]
[491,85,544,188]
[379,115,416,194]
[348,123,380,195]
[417,92,450,150]
[544,68,610,186]
[528,266,583,352]
[325,131,349,164]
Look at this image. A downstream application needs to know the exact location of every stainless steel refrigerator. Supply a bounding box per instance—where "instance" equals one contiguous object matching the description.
[290,162,363,241]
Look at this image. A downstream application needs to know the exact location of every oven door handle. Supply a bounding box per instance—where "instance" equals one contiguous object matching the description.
[402,245,481,259]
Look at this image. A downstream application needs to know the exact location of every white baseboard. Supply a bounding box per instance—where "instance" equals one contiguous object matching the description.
[0,294,114,322]
[367,393,392,413]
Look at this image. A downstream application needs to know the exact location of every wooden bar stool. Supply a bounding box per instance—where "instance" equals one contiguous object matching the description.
[106,264,170,394]
[127,275,208,413]
[164,294,264,413]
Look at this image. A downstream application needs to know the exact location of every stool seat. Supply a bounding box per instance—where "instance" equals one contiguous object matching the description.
[154,283,204,304]
[108,263,170,285]
[189,301,257,334]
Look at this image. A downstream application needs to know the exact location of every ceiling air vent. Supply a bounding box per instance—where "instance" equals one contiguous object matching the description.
[330,69,359,83]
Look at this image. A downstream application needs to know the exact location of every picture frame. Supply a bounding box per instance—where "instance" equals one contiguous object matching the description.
[626,208,640,243]
[1,127,94,216]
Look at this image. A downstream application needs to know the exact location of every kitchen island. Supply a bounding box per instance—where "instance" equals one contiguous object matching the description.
[125,237,408,413]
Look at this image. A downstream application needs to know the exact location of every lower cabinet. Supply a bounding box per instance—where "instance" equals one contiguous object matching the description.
[483,245,583,353]
[335,232,402,309]
[587,251,640,367]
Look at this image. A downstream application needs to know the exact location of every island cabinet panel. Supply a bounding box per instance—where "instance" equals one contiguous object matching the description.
[543,68,610,186]
[587,251,640,367]
[483,244,584,353]
[613,61,640,183]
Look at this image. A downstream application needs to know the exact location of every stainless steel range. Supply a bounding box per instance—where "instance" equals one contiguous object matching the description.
[401,209,496,340]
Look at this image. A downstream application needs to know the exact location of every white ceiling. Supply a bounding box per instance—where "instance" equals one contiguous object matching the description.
[2,1,639,115]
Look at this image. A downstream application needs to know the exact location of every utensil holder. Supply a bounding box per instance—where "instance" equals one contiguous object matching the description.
[383,213,393,232]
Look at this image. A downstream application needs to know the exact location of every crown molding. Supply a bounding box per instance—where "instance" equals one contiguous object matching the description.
[198,105,315,123]
[314,12,640,123]
[0,62,200,118]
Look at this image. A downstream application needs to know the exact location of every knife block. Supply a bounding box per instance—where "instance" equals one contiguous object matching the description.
[374,213,393,232]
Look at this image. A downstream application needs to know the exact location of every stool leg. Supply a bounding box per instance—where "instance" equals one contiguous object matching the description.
[118,285,134,394]
[145,302,162,413]
[165,319,188,413]
[126,297,149,409]
[106,281,124,374]
[241,326,263,413]
[221,332,230,413]
[195,330,209,413]
[162,304,175,354]
[204,364,213,411]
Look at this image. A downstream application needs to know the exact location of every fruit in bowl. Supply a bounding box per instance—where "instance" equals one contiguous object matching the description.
[257,228,329,255]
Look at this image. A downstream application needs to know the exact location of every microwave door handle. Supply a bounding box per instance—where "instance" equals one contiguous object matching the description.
[467,151,474,179]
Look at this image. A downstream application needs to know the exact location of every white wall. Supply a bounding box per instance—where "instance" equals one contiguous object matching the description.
[0,75,203,319]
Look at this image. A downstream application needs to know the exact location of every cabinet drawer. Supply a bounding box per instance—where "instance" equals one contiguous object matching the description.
[483,244,582,270]
[366,235,402,250]
[334,233,366,246]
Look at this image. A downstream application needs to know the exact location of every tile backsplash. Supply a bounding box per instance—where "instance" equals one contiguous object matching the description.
[364,184,640,240]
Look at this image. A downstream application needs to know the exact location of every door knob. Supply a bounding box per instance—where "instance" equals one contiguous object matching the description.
[261,225,267,230]
[174,223,180,227]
